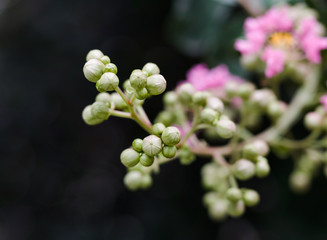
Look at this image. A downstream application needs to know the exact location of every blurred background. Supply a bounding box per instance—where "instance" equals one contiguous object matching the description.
[1,0,327,239]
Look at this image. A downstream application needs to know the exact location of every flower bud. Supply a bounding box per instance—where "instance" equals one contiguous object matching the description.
[142,62,160,76]
[152,123,166,136]
[104,63,117,74]
[192,92,208,106]
[206,97,224,114]
[252,140,269,156]
[163,91,178,106]
[216,119,236,139]
[95,92,111,107]
[100,55,111,65]
[96,72,119,92]
[250,89,276,109]
[123,80,135,95]
[140,174,153,189]
[120,148,140,168]
[237,83,255,99]
[111,93,128,109]
[155,111,175,126]
[200,108,219,125]
[86,49,104,61]
[304,112,322,130]
[233,159,255,181]
[203,192,219,207]
[161,126,181,146]
[132,138,143,152]
[255,156,270,178]
[142,135,162,157]
[177,83,196,103]
[91,101,110,120]
[179,147,196,165]
[140,153,155,167]
[135,88,149,100]
[124,171,143,191]
[242,189,260,207]
[146,74,167,95]
[162,145,177,158]
[225,81,239,98]
[226,188,242,202]
[267,101,286,119]
[227,200,245,217]
[289,171,311,194]
[130,69,147,90]
[82,105,104,125]
[208,199,228,221]
[83,59,105,83]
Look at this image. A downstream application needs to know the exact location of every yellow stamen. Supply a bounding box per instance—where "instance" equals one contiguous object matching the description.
[268,32,294,48]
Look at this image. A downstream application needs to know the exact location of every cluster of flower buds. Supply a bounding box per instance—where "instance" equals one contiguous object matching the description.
[124,168,153,191]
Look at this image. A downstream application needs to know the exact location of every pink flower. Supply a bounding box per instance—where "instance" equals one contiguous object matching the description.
[320,94,327,111]
[235,5,327,78]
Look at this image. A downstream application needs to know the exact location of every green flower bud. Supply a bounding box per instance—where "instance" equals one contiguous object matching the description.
[95,92,111,107]
[142,62,160,76]
[162,145,177,158]
[163,91,178,106]
[104,63,117,74]
[155,111,175,126]
[233,159,255,181]
[192,92,208,106]
[120,148,140,168]
[86,49,104,61]
[111,93,128,110]
[216,119,236,139]
[237,82,255,99]
[124,171,143,191]
[267,101,287,119]
[256,156,270,178]
[130,69,147,90]
[250,89,276,109]
[304,112,322,130]
[123,80,135,95]
[203,192,220,207]
[135,88,149,100]
[179,147,196,165]
[142,135,162,157]
[152,123,166,136]
[82,105,104,125]
[252,140,269,156]
[243,189,260,207]
[226,188,242,202]
[146,74,167,95]
[242,144,259,160]
[208,199,228,221]
[91,101,110,120]
[83,59,105,83]
[161,126,181,146]
[200,108,219,125]
[289,171,311,194]
[177,83,196,103]
[100,55,111,65]
[140,153,155,167]
[140,174,153,189]
[132,138,143,152]
[225,81,239,98]
[227,200,245,217]
[206,97,224,114]
[96,72,119,92]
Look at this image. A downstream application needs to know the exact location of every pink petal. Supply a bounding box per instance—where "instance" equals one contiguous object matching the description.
[262,47,286,78]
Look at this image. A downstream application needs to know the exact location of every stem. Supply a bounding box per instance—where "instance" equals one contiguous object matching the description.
[177,106,201,147]
[110,110,132,119]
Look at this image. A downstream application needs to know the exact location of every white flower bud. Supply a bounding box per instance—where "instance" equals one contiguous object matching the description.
[95,92,111,107]
[177,83,196,103]
[86,49,104,61]
[225,81,239,98]
[252,140,269,156]
[146,74,167,95]
[208,199,228,221]
[152,123,166,136]
[104,63,117,74]
[162,145,177,158]
[161,126,181,146]
[233,159,256,181]
[163,91,178,106]
[142,135,162,157]
[267,101,287,119]
[237,82,255,99]
[216,119,236,139]
[242,189,260,207]
[111,93,128,110]
[91,101,110,120]
[135,88,149,100]
[82,105,104,125]
[100,55,111,65]
[140,153,155,167]
[226,188,242,202]
[142,62,160,76]
[206,97,224,114]
[201,108,219,125]
[96,72,119,92]
[289,171,311,194]
[304,112,323,130]
[120,149,140,168]
[192,92,209,106]
[130,69,147,90]
[124,171,143,191]
[83,59,105,83]
[250,89,276,109]
[203,192,220,207]
[140,174,153,189]
[255,156,270,178]
[227,200,245,217]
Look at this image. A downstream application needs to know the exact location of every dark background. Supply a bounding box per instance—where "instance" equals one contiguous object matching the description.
[1,0,327,239]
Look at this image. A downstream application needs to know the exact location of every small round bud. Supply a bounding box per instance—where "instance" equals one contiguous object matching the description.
[152,123,166,136]
[208,199,228,221]
[83,59,105,83]
[250,89,276,109]
[289,171,311,194]
[206,97,224,114]
[140,174,153,189]
[267,101,287,119]
[225,81,239,98]
[120,149,140,168]
[135,88,149,100]
[192,92,208,106]
[162,145,177,158]
[200,108,219,125]
[82,105,103,125]
[95,92,111,107]
[146,74,167,95]
[233,159,256,181]
[179,147,196,165]
[243,189,260,207]
[304,112,322,130]
[104,63,117,74]
[161,126,181,146]
[140,153,155,167]
[142,135,162,157]
[242,144,259,161]
[111,93,128,109]
[132,138,143,152]
[227,200,245,217]
[155,111,175,126]
[177,83,196,103]
[226,188,242,202]
[216,119,236,139]
[163,91,178,106]
[124,171,143,191]
[91,101,110,120]
[86,49,104,61]
[130,69,147,90]
[123,80,135,95]
[252,140,269,156]
[96,72,119,92]
[100,55,111,65]
[255,156,270,178]
[142,62,160,76]
[203,192,219,206]
[237,83,255,99]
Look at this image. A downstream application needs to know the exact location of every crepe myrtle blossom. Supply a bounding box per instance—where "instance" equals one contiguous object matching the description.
[235,4,327,78]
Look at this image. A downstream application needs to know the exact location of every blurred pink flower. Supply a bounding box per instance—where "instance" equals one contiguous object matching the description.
[235,5,327,78]
[320,94,327,111]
